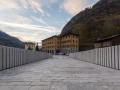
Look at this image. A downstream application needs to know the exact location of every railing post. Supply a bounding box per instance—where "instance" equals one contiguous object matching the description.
[115,46,119,70]
[0,46,2,71]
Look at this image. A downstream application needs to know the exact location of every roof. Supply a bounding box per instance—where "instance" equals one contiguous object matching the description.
[59,33,80,37]
[24,42,35,44]
[42,35,58,41]
[94,34,120,43]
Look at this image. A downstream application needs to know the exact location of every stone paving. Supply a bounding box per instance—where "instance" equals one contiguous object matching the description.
[0,55,120,90]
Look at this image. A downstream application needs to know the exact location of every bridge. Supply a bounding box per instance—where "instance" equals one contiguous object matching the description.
[0,55,120,90]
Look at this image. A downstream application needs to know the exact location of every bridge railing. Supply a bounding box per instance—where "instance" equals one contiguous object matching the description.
[69,45,120,70]
[0,46,52,71]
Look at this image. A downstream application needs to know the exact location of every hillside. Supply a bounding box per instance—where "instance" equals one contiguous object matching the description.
[60,0,120,46]
[0,30,24,48]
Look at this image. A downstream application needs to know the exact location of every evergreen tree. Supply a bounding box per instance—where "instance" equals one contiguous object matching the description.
[35,42,39,51]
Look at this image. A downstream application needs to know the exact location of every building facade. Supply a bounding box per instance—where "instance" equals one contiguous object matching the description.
[60,33,79,53]
[94,34,120,48]
[42,36,60,55]
[24,42,36,51]
[42,33,79,54]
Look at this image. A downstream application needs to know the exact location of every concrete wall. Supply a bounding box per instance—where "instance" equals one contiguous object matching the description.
[69,45,120,70]
[0,46,52,71]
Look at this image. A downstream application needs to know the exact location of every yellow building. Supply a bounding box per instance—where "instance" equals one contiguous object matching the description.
[42,33,79,54]
[42,35,60,54]
[60,33,79,53]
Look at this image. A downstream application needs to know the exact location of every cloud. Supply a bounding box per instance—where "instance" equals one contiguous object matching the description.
[66,18,71,21]
[0,0,20,10]
[0,14,32,25]
[12,33,37,42]
[61,0,98,15]
[39,0,57,5]
[28,0,44,15]
[47,5,51,9]
[0,23,60,42]
[0,21,61,33]
[34,32,48,38]
[0,0,62,42]
[46,13,51,17]
[20,0,29,9]
[32,16,48,25]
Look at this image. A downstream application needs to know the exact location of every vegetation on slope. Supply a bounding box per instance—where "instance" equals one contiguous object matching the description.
[0,30,24,48]
[60,0,120,47]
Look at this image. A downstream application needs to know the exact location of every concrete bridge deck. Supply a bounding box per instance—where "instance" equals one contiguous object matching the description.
[0,55,120,90]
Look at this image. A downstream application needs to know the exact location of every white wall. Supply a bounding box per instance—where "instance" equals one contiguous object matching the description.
[0,46,52,71]
[69,45,120,70]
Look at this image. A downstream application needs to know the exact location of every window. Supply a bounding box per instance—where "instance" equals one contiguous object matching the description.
[107,42,110,46]
[73,40,74,42]
[95,44,98,48]
[99,43,101,47]
[103,42,106,46]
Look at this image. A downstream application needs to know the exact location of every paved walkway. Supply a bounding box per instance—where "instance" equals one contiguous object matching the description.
[0,55,120,90]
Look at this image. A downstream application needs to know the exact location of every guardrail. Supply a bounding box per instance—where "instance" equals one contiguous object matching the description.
[0,46,52,71]
[69,45,120,70]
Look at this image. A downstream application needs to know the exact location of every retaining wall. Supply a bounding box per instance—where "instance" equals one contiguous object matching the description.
[0,46,52,71]
[69,45,120,70]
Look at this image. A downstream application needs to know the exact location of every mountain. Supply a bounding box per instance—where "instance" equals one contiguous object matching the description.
[60,0,120,46]
[0,30,24,48]
[38,45,42,49]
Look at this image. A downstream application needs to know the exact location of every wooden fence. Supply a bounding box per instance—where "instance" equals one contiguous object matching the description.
[69,45,120,70]
[0,46,52,71]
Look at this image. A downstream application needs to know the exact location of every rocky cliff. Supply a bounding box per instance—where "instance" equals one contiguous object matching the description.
[60,0,120,46]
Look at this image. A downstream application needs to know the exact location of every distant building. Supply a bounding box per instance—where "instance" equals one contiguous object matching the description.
[24,42,36,51]
[0,41,4,46]
[42,35,60,54]
[42,33,80,54]
[94,34,120,48]
[60,33,79,53]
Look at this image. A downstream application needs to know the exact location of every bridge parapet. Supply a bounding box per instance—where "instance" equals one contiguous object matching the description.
[0,46,52,71]
[69,45,120,70]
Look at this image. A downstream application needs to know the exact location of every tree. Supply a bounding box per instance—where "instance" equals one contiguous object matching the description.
[27,46,33,50]
[35,42,39,51]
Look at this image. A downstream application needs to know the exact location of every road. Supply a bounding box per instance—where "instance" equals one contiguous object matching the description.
[0,55,120,90]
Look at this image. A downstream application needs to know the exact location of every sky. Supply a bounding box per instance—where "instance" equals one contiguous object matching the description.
[0,0,99,44]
